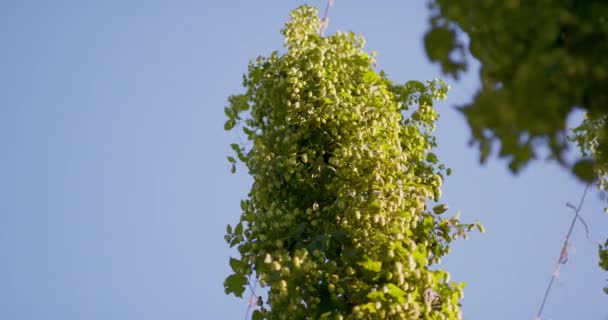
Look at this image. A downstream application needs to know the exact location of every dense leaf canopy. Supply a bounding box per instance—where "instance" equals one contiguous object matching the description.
[425,0,608,179]
[425,0,608,295]
[224,6,478,319]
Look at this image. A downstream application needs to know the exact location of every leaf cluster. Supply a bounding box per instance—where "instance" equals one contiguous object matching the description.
[600,239,608,295]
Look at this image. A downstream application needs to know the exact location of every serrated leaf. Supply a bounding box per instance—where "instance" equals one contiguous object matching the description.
[230,235,242,248]
[224,273,248,297]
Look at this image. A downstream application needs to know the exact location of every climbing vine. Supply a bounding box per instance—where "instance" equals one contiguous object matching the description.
[224,6,479,319]
[571,114,608,294]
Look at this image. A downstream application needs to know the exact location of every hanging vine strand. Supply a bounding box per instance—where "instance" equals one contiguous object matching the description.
[535,184,590,319]
[319,0,335,36]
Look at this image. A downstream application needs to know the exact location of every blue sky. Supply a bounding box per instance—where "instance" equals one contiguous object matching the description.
[0,1,606,319]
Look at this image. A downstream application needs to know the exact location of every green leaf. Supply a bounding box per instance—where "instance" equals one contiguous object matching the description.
[230,143,241,153]
[359,259,382,273]
[386,283,406,302]
[424,25,461,77]
[224,119,236,131]
[230,235,242,248]
[360,302,378,314]
[227,156,237,164]
[367,291,385,300]
[230,257,244,273]
[476,222,486,234]
[230,164,236,174]
[252,310,263,320]
[235,222,243,235]
[599,239,608,271]
[224,273,248,297]
[412,249,427,267]
[572,159,597,183]
[433,204,448,215]
[331,230,349,244]
[226,224,233,234]
[363,70,380,84]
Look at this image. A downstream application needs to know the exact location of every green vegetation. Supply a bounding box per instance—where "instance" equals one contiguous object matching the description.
[425,0,608,293]
[425,0,608,180]
[224,6,479,319]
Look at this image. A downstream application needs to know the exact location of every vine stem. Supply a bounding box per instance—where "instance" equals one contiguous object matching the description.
[319,0,335,36]
[244,277,258,320]
[535,184,590,319]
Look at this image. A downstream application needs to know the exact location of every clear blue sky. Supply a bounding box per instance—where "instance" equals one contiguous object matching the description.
[1,1,606,319]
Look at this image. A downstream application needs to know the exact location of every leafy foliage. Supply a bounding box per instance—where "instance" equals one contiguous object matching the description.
[600,239,608,295]
[425,2,608,293]
[425,0,608,179]
[572,115,608,205]
[572,114,608,294]
[224,5,477,319]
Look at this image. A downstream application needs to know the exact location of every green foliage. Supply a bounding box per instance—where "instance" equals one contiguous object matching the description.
[600,239,608,295]
[224,5,476,319]
[600,240,608,271]
[572,115,608,200]
[571,114,608,294]
[425,0,608,178]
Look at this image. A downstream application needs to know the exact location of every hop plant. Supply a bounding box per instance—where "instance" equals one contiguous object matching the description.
[224,5,477,319]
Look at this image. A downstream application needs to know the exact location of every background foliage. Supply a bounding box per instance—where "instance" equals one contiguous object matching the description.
[424,0,608,180]
[425,0,608,293]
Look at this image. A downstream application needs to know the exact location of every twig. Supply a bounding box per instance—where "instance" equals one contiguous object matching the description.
[319,0,335,36]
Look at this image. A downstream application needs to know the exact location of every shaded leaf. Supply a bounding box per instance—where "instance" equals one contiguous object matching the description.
[230,257,244,273]
[433,204,448,215]
[573,159,597,183]
[224,273,248,297]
